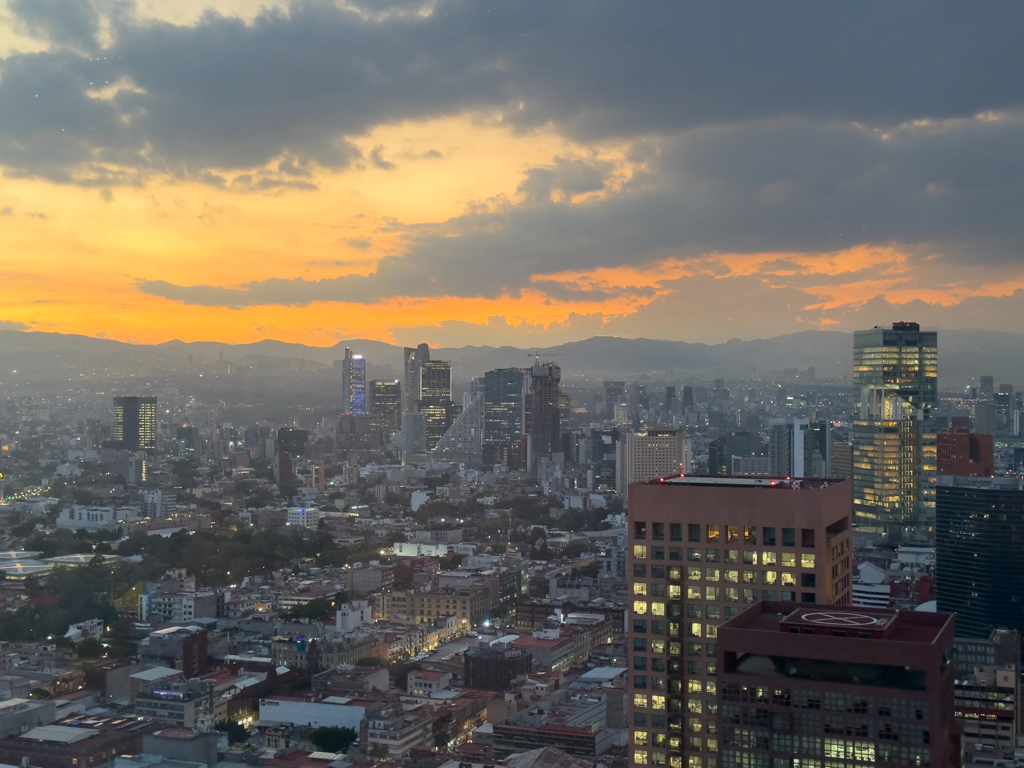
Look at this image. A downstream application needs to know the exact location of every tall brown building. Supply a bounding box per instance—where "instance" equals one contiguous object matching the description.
[717,602,955,768]
[627,477,853,768]
[936,429,993,477]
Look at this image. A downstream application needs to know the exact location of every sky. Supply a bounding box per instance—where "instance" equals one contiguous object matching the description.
[2,1,1024,348]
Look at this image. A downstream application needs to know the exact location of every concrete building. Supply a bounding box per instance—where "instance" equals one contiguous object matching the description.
[335,600,373,632]
[464,641,533,691]
[142,728,219,767]
[0,715,157,768]
[407,669,451,696]
[492,691,614,759]
[714,602,955,768]
[287,507,320,529]
[259,696,365,731]
[0,698,56,738]
[129,667,183,704]
[768,418,830,478]
[138,626,208,676]
[937,430,994,477]
[627,476,854,768]
[623,428,691,490]
[134,679,214,728]
[362,704,433,759]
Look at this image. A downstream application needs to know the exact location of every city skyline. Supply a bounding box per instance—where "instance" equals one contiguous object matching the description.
[2,2,1024,347]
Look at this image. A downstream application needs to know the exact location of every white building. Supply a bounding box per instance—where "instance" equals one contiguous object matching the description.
[143,490,172,518]
[620,427,691,492]
[335,600,373,632]
[258,697,364,730]
[56,505,117,531]
[394,541,448,557]
[287,507,320,528]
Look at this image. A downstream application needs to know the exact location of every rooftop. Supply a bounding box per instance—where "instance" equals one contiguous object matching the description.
[725,602,953,644]
[656,475,846,489]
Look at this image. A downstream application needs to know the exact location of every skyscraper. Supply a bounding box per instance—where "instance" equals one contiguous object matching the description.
[340,348,366,415]
[768,418,830,478]
[369,379,402,435]
[419,360,454,450]
[936,476,1024,639]
[526,361,564,472]
[621,427,691,490]
[852,322,937,538]
[403,343,430,414]
[483,368,528,466]
[627,476,853,768]
[113,396,157,451]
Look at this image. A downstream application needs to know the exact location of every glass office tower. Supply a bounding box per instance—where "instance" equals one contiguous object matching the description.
[852,322,937,539]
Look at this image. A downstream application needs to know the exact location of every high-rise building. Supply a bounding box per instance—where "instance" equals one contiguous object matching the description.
[936,429,993,476]
[936,476,1024,639]
[403,343,430,414]
[715,602,955,768]
[627,476,854,768]
[340,348,366,415]
[681,386,694,410]
[113,396,157,451]
[483,368,528,466]
[526,362,564,472]
[419,360,454,451]
[369,379,402,435]
[768,418,830,478]
[852,321,937,538]
[622,427,691,489]
[707,432,761,476]
[604,381,626,418]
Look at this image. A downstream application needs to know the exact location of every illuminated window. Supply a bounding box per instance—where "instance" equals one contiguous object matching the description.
[724,549,738,563]
[781,552,796,567]
[705,587,719,600]
[744,526,757,544]
[782,572,796,586]
[762,551,777,565]
[634,601,649,614]
[688,567,701,581]
[652,695,667,710]
[706,526,719,542]
[635,731,649,745]
[668,585,682,599]
[801,553,816,569]
[669,641,682,656]
[634,582,648,596]
[652,752,667,766]
[652,639,666,654]
[743,551,758,565]
[634,750,649,765]
[724,570,738,583]
[726,525,739,542]
[743,570,756,583]
[705,568,719,581]
[634,694,649,708]
[688,623,702,638]
[688,699,703,713]
[688,587,701,600]
[688,718,703,732]
[651,602,666,616]
[669,567,682,580]
[688,679,703,693]
[706,624,718,639]
[634,545,648,559]
[763,571,777,585]
[724,588,738,601]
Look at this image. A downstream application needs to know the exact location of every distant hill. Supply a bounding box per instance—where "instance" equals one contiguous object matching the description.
[0,328,1020,387]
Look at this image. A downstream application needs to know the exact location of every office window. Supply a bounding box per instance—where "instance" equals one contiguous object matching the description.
[801,528,815,548]
[763,590,777,600]
[634,750,649,765]
[726,525,739,542]
[635,731,649,746]
[782,528,796,547]
[634,563,648,577]
[635,522,648,540]
[652,546,665,560]
[802,592,816,603]
[652,564,666,578]
[781,552,796,567]
[635,675,648,689]
[669,547,683,561]
[705,586,719,600]
[652,639,666,654]
[635,582,648,596]
[724,570,739,583]
[634,619,648,633]
[652,583,666,597]
[744,526,757,544]
[634,713,648,727]
[652,695,667,710]
[652,657,666,672]
[688,548,701,562]
[688,623,702,638]
[763,527,776,546]
[801,553,816,569]
[671,523,683,541]
[705,549,719,562]
[781,572,796,586]
[706,567,720,581]
[705,604,720,619]
[687,587,701,600]
[635,600,649,614]
[634,638,647,652]
[635,655,648,670]
[743,551,758,565]
[706,525,720,542]
[668,582,681,597]
[801,573,816,588]
[724,588,738,602]
[668,566,681,580]
[634,694,649,708]
[706,624,718,639]
[688,524,701,542]
[652,602,666,616]
[743,570,756,583]
[652,620,666,635]
[688,604,701,618]
[743,589,757,602]
[653,522,665,541]
[724,549,738,563]
[762,551,777,566]
[669,641,682,656]
[688,567,701,581]
[634,545,648,559]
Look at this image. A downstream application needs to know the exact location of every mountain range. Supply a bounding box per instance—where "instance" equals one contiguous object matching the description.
[0,328,1016,388]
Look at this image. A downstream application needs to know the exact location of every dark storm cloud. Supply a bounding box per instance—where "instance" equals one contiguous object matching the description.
[2,1,1024,181]
[137,113,1024,306]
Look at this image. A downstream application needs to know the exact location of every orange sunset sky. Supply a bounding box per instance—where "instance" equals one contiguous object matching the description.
[2,1,1024,348]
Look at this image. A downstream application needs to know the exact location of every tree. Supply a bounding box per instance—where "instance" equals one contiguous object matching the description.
[309,726,357,753]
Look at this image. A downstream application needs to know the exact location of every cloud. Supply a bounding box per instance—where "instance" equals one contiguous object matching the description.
[517,154,615,203]
[368,145,395,170]
[0,206,12,215]
[2,2,1024,185]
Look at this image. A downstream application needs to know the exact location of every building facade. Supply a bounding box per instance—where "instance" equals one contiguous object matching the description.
[627,477,854,768]
[852,322,938,538]
[715,602,955,768]
[113,396,157,451]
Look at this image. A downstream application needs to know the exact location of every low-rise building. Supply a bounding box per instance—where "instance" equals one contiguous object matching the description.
[361,704,433,759]
[134,678,214,728]
[407,669,451,696]
[0,698,56,738]
[0,715,158,768]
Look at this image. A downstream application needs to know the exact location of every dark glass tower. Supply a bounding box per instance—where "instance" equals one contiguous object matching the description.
[526,362,563,472]
[113,396,157,451]
[483,368,527,465]
[853,322,937,538]
[419,360,453,451]
[936,476,1024,638]
[369,379,402,435]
